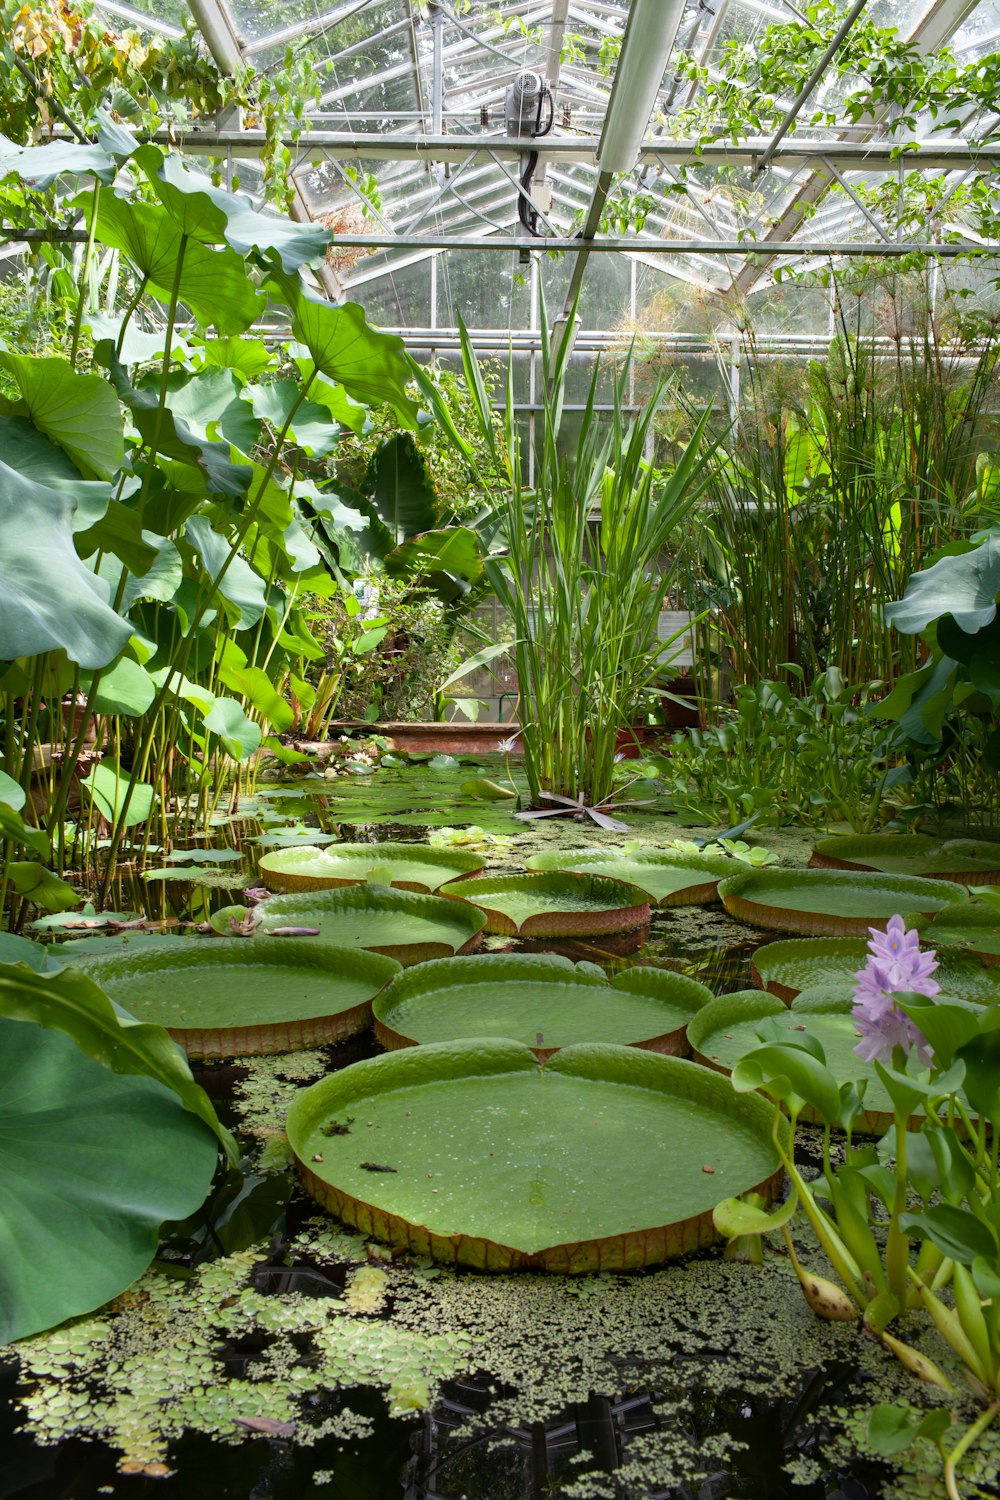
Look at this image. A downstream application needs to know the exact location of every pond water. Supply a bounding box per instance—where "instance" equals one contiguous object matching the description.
[3,761,995,1500]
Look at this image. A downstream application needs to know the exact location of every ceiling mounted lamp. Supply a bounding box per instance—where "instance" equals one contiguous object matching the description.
[596,0,688,174]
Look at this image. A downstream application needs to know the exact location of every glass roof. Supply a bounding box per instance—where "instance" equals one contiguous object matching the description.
[88,0,1000,333]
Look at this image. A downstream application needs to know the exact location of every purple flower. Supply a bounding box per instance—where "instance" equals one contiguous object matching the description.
[852,914,939,1067]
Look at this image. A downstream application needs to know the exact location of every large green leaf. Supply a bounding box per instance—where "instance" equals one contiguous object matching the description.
[254,884,486,965]
[372,952,710,1052]
[440,872,651,937]
[217,663,293,733]
[885,532,1000,635]
[264,264,418,424]
[145,369,260,453]
[0,414,111,522]
[7,863,79,911]
[718,868,959,937]
[138,146,330,269]
[70,940,399,1059]
[80,761,155,828]
[202,695,264,760]
[286,1041,783,1271]
[185,515,271,629]
[83,656,156,716]
[0,768,25,811]
[80,190,264,333]
[0,1018,218,1343]
[0,350,124,480]
[365,434,439,542]
[75,499,160,575]
[246,379,339,457]
[98,534,183,613]
[0,961,233,1155]
[384,526,483,602]
[0,458,131,667]
[260,842,484,895]
[0,134,116,187]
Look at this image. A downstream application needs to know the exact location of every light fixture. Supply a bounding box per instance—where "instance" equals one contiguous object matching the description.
[596,0,687,174]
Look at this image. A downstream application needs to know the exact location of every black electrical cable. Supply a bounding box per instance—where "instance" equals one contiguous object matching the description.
[518,83,554,236]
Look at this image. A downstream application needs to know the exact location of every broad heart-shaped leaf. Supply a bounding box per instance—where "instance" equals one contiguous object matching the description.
[80,761,155,828]
[365,434,439,542]
[101,349,253,501]
[137,145,330,270]
[0,960,234,1157]
[0,350,124,480]
[7,863,79,912]
[143,369,260,453]
[185,515,271,630]
[0,1018,218,1344]
[384,526,483,603]
[81,656,156,717]
[0,458,131,667]
[245,380,339,457]
[0,414,112,522]
[263,263,418,426]
[202,695,264,761]
[886,532,1000,636]
[894,998,981,1069]
[98,533,183,614]
[899,1204,999,1266]
[0,133,116,187]
[0,768,25,812]
[78,189,265,334]
[75,499,160,576]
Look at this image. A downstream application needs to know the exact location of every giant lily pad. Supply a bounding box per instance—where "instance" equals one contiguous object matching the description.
[258,843,484,894]
[525,848,730,906]
[286,1040,785,1272]
[73,941,400,1058]
[440,872,650,937]
[372,955,712,1057]
[253,885,486,965]
[811,834,1000,884]
[718,869,959,937]
[925,902,1000,965]
[0,1017,218,1344]
[751,936,1000,1005]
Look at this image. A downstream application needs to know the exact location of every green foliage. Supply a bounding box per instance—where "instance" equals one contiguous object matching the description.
[657,672,909,830]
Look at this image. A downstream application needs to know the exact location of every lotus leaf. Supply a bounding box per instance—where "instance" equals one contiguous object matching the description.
[286,1040,784,1271]
[71,940,400,1057]
[526,847,730,906]
[0,1018,218,1344]
[440,872,650,936]
[253,885,486,964]
[373,953,712,1055]
[811,833,1000,883]
[258,842,484,894]
[719,868,959,937]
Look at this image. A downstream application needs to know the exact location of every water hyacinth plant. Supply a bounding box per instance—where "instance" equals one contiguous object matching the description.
[714,913,1000,1499]
[852,913,941,1067]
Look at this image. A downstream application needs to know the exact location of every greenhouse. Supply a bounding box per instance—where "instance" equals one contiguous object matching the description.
[3,0,1000,1495]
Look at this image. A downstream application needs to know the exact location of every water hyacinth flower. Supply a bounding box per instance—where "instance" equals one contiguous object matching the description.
[852,914,940,1067]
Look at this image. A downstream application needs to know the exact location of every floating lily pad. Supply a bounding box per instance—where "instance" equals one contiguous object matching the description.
[253,885,487,965]
[72,940,400,1058]
[811,833,1000,883]
[286,1040,785,1272]
[525,848,730,906]
[372,954,712,1057]
[258,843,484,894]
[925,902,1000,965]
[440,872,650,936]
[751,936,1000,1004]
[718,869,959,937]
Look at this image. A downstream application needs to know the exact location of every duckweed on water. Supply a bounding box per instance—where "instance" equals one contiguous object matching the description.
[8,1217,994,1495]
